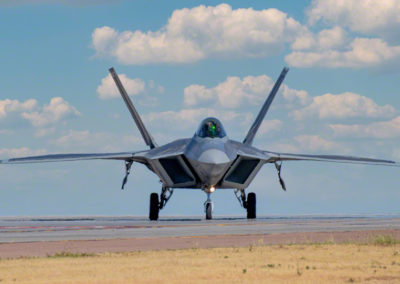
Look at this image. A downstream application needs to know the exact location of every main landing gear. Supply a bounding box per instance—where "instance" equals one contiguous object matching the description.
[234,189,256,219]
[148,187,256,220]
[149,186,174,221]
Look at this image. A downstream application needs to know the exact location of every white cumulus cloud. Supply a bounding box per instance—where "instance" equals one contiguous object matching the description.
[307,0,400,42]
[97,73,146,100]
[21,97,80,128]
[293,92,395,120]
[286,0,400,68]
[184,74,310,109]
[291,26,348,51]
[330,116,400,138]
[92,4,306,64]
[0,97,80,135]
[286,37,400,68]
[0,99,37,118]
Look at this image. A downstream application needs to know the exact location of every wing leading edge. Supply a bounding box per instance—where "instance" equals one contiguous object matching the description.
[264,151,399,167]
[0,151,148,164]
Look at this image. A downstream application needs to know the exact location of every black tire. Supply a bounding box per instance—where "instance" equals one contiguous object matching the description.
[205,203,212,220]
[149,193,159,221]
[247,192,256,219]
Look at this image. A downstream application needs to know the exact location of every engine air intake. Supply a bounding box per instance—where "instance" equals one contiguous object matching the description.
[225,158,259,184]
[159,157,194,184]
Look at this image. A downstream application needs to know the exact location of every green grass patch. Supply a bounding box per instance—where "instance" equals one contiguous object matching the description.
[373,235,400,246]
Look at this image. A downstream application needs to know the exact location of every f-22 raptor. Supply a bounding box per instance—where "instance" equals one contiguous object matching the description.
[1,67,398,220]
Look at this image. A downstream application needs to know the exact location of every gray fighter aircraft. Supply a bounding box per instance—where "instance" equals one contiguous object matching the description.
[1,67,398,220]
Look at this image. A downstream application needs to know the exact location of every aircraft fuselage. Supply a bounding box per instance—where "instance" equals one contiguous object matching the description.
[185,136,236,187]
[141,130,268,191]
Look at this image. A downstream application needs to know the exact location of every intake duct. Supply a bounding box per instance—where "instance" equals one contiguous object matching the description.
[225,158,259,184]
[159,157,194,184]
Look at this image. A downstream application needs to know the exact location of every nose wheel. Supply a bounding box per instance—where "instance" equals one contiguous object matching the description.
[204,192,213,220]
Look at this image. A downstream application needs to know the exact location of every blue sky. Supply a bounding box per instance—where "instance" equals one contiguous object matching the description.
[0,0,399,216]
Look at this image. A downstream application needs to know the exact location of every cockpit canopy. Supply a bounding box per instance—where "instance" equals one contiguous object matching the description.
[196,117,227,138]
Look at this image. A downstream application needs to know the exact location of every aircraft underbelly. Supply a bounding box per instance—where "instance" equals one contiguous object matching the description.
[187,158,232,186]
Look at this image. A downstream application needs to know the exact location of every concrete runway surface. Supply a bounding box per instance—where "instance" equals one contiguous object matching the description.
[1,215,399,243]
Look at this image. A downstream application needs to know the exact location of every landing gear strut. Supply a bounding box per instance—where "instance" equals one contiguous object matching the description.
[234,189,256,219]
[149,186,174,221]
[234,189,247,208]
[121,160,133,190]
[159,186,173,210]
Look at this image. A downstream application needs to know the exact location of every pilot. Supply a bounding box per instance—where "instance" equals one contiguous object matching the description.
[207,121,215,137]
[205,121,221,138]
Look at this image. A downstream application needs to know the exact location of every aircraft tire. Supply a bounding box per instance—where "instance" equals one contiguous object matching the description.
[149,193,159,221]
[205,203,212,220]
[247,192,256,219]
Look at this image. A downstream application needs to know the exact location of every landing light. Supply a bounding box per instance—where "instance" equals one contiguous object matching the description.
[209,186,216,193]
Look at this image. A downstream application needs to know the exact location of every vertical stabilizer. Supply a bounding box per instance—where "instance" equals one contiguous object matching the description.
[109,67,158,149]
[243,67,289,145]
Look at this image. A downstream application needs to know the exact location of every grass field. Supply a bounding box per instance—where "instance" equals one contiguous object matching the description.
[0,237,399,283]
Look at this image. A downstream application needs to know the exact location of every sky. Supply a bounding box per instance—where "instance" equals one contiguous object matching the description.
[0,0,399,217]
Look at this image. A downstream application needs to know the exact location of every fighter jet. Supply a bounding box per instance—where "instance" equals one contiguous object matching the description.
[1,67,398,220]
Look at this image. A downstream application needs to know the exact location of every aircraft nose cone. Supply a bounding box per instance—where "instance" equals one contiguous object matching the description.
[198,149,230,164]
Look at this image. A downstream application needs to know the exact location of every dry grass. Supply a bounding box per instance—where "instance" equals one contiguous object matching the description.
[0,242,400,283]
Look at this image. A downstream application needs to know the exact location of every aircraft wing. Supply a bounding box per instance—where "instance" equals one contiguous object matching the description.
[0,151,148,164]
[264,151,399,167]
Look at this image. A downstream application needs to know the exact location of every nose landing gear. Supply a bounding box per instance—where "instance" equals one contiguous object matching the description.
[204,192,213,220]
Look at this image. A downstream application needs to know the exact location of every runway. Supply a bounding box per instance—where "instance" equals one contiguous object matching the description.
[1,215,400,243]
[1,215,399,258]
